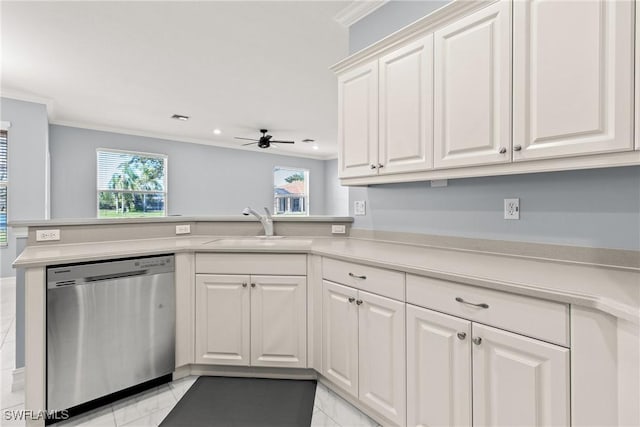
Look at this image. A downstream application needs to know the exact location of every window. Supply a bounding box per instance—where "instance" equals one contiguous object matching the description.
[0,130,6,246]
[97,149,167,218]
[273,167,309,216]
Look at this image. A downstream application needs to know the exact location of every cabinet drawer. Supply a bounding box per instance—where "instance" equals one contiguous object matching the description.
[196,253,306,275]
[406,274,569,347]
[322,257,405,301]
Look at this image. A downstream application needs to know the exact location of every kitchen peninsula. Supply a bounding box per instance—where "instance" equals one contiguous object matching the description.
[13,217,640,427]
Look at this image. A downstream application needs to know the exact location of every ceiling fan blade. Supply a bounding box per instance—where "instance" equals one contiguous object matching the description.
[270,140,295,144]
[242,142,258,146]
[235,137,259,141]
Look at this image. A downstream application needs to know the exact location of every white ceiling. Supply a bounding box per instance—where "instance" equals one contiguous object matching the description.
[1,1,352,159]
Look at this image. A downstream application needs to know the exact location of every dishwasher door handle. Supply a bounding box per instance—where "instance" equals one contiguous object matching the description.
[84,270,149,283]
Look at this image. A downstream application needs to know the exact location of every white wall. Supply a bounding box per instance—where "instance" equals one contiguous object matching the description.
[49,125,330,218]
[323,159,348,216]
[0,97,49,277]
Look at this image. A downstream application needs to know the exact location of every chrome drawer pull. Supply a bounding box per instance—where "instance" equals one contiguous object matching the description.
[348,272,367,280]
[457,332,467,340]
[455,297,489,309]
[473,337,482,345]
[348,297,356,303]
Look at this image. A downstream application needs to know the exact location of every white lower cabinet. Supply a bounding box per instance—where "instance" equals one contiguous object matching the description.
[195,274,306,368]
[407,304,570,427]
[322,280,406,426]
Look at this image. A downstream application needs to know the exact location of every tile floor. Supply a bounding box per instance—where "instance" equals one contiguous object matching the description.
[0,278,379,427]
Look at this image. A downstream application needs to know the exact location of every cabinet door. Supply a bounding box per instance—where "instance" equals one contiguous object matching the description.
[338,61,379,178]
[250,275,307,368]
[513,0,633,160]
[406,305,471,427]
[433,0,511,169]
[472,324,570,427]
[195,274,250,366]
[379,35,433,174]
[322,280,359,397]
[358,291,406,426]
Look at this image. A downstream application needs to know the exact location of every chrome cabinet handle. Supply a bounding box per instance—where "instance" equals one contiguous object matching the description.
[499,147,507,154]
[455,297,489,309]
[251,283,256,288]
[348,272,367,280]
[356,299,363,305]
[348,297,356,303]
[513,145,522,151]
[377,163,384,169]
[242,282,248,288]
[472,337,482,345]
[370,164,377,169]
[457,332,467,340]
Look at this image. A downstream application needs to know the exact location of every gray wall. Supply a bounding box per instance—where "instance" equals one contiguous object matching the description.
[0,98,49,278]
[349,0,450,53]
[347,1,640,250]
[50,125,329,218]
[350,167,640,250]
[324,159,349,216]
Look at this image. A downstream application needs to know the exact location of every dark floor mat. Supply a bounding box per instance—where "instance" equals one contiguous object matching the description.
[159,376,317,427]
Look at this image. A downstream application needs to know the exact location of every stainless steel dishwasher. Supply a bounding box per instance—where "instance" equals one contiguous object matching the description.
[46,255,175,412]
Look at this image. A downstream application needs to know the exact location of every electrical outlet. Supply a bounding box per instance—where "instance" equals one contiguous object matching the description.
[36,229,61,241]
[354,200,366,216]
[504,198,520,220]
[175,224,191,235]
[331,224,346,234]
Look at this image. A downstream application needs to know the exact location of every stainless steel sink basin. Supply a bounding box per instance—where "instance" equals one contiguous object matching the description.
[202,236,312,247]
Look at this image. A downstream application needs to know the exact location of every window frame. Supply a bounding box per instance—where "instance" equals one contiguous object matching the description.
[96,148,168,218]
[272,166,310,216]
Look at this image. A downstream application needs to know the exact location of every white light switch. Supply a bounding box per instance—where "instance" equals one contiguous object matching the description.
[36,229,61,241]
[354,201,366,216]
[175,224,191,234]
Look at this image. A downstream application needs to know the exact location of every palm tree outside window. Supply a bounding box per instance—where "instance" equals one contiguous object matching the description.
[97,149,167,218]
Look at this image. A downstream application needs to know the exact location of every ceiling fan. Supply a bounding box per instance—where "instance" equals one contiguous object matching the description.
[234,129,295,149]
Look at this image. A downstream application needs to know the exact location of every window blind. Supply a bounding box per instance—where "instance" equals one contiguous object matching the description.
[0,130,7,246]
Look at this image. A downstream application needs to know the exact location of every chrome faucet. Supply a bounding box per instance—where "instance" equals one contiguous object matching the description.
[242,206,274,237]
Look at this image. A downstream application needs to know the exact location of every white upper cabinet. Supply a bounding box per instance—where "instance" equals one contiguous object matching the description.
[433,0,512,169]
[513,0,634,160]
[472,323,570,427]
[338,61,379,178]
[379,35,434,174]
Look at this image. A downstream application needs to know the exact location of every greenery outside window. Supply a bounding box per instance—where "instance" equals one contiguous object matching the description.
[273,167,309,216]
[97,149,167,218]
[0,130,7,246]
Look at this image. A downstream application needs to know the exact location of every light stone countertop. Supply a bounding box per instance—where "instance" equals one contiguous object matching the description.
[13,235,640,323]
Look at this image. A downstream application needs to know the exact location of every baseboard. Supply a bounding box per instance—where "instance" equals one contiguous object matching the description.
[185,364,317,380]
[11,367,24,392]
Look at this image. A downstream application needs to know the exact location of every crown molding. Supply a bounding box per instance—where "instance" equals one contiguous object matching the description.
[50,120,334,161]
[0,89,55,116]
[333,0,389,28]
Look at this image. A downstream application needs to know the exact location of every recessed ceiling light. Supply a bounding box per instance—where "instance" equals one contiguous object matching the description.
[171,114,190,121]
[213,129,222,135]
